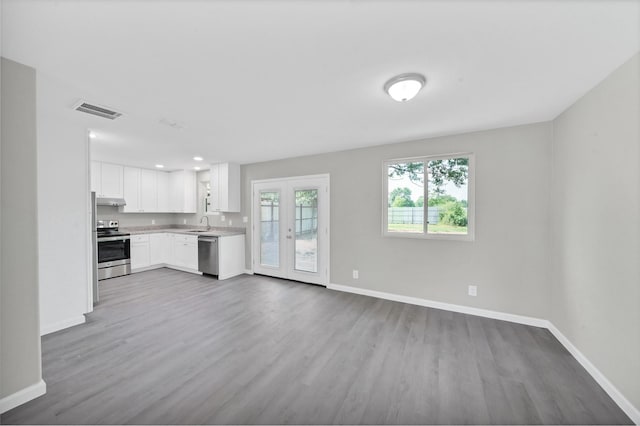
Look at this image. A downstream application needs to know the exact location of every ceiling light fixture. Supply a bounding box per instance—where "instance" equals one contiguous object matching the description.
[384,73,426,102]
[194,166,201,171]
[155,164,164,169]
[88,132,96,139]
[193,156,203,161]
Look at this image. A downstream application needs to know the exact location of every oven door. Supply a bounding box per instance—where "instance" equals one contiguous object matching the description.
[97,236,131,266]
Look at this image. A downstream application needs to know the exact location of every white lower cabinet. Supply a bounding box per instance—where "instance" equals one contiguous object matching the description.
[131,235,151,270]
[132,233,198,273]
[149,233,170,265]
[131,232,243,278]
[171,234,198,270]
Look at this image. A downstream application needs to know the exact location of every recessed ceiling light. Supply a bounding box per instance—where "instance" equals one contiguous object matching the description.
[384,73,426,102]
[193,156,203,161]
[155,164,164,168]
[88,132,96,139]
[194,166,201,171]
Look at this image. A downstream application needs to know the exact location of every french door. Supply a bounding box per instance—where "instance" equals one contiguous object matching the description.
[252,175,329,285]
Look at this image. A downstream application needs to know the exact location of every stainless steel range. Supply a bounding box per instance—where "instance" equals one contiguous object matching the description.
[95,219,131,281]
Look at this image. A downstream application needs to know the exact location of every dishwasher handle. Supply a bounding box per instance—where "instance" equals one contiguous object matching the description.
[198,237,218,243]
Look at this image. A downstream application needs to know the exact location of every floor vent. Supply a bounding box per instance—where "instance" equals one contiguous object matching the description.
[73,100,122,120]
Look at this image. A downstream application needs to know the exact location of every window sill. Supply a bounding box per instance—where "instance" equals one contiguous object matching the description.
[382,230,475,242]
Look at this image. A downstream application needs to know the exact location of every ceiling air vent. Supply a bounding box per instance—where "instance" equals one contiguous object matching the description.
[73,100,122,120]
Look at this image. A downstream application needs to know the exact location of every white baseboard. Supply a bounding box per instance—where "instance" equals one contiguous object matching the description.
[166,265,202,275]
[0,379,46,414]
[547,322,640,425]
[40,315,86,336]
[327,283,548,327]
[243,269,254,275]
[132,264,202,275]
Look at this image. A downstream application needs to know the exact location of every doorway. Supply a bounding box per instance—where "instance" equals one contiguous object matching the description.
[252,175,329,285]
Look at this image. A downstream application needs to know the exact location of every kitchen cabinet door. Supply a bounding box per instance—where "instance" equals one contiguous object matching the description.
[169,171,197,213]
[122,167,140,212]
[156,172,170,212]
[172,235,198,270]
[131,241,150,270]
[184,242,198,270]
[91,161,102,195]
[101,163,124,198]
[140,169,157,212]
[149,233,170,265]
[209,162,240,212]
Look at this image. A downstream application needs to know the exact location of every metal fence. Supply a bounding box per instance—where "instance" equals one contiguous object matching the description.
[388,207,440,224]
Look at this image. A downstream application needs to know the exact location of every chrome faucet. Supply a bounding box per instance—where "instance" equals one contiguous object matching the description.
[200,216,211,230]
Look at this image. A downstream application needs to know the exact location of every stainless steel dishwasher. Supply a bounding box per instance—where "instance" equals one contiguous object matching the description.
[198,236,219,275]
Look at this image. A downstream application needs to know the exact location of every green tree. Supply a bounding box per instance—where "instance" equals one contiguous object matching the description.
[415,196,424,207]
[427,194,457,207]
[439,201,468,227]
[388,158,468,195]
[389,187,415,207]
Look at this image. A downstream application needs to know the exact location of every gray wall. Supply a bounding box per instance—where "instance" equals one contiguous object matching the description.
[237,122,553,319]
[551,53,640,410]
[37,72,91,333]
[0,58,42,399]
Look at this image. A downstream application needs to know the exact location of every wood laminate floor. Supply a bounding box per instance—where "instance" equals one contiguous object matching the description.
[2,269,631,425]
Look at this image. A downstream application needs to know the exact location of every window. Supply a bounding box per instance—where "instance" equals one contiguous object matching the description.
[383,153,474,240]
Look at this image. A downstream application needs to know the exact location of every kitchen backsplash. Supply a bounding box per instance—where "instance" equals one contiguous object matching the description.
[97,206,246,229]
[96,206,177,226]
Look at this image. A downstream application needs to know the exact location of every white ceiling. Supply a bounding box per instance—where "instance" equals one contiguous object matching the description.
[2,0,639,170]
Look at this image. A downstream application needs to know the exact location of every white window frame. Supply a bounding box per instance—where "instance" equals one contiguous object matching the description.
[382,153,475,241]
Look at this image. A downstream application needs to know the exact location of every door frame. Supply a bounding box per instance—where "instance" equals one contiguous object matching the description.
[251,174,330,286]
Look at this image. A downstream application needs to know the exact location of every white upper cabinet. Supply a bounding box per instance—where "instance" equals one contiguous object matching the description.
[209,162,240,212]
[122,167,140,212]
[140,169,158,212]
[93,160,194,214]
[91,161,124,198]
[156,171,170,212]
[100,163,124,198]
[122,167,167,213]
[169,170,197,213]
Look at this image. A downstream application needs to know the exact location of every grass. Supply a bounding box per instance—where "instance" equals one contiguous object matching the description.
[388,223,468,234]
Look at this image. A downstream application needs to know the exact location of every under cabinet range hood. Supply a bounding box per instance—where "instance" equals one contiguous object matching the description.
[96,197,127,207]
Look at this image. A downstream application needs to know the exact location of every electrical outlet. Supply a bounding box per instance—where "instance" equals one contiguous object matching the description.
[243,216,248,223]
[353,270,359,279]
[151,219,155,225]
[221,215,226,222]
[468,285,477,296]
[183,219,187,224]
[229,220,232,226]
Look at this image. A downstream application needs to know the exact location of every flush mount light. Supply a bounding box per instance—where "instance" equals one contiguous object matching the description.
[194,166,201,171]
[384,73,426,102]
[193,156,203,161]
[155,164,164,169]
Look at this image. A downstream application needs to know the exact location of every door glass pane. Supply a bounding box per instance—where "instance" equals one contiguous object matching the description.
[260,191,279,267]
[294,189,318,273]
